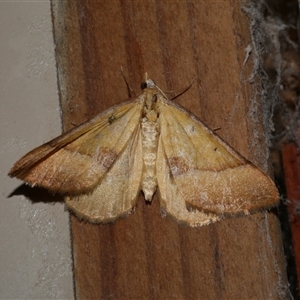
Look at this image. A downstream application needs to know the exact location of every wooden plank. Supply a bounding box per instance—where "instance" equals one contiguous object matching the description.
[51,1,288,298]
[281,142,300,296]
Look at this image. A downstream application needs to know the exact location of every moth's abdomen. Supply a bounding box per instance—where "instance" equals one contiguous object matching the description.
[141,117,159,201]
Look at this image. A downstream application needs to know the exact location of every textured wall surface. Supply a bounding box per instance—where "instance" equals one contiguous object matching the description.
[0,2,73,298]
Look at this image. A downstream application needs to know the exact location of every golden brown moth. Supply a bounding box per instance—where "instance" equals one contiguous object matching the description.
[9,74,278,226]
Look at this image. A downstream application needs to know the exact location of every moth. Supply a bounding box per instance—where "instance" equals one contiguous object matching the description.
[9,74,278,226]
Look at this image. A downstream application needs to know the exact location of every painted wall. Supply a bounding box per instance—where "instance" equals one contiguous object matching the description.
[0,2,73,298]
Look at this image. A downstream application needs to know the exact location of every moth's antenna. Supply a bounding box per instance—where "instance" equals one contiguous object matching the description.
[120,67,136,98]
[144,73,196,101]
[170,78,196,101]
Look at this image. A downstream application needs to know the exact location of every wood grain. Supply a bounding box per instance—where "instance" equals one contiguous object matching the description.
[51,1,288,299]
[281,142,300,297]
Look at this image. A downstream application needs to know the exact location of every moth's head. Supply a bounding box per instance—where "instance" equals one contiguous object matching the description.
[141,79,156,90]
[141,74,167,115]
[141,73,166,96]
[141,72,156,90]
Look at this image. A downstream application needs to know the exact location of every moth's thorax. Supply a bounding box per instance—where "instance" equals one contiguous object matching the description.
[140,88,162,201]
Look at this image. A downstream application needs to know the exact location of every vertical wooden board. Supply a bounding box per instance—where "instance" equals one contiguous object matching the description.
[281,143,300,295]
[51,0,288,299]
